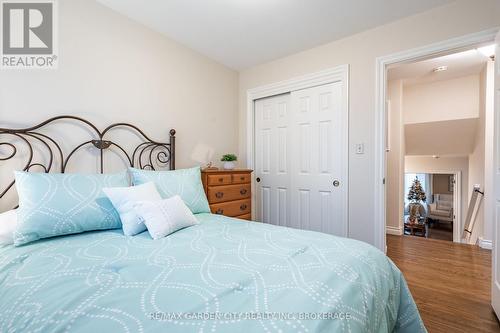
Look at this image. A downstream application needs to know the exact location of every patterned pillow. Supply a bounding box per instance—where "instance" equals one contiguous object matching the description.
[129,166,210,214]
[14,171,129,246]
[134,195,198,239]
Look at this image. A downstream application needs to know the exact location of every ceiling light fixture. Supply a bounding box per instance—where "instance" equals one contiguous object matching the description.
[432,155,440,159]
[432,66,448,73]
[477,44,495,59]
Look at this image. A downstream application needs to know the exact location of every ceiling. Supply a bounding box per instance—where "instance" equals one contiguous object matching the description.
[405,118,477,156]
[96,0,453,69]
[388,48,490,86]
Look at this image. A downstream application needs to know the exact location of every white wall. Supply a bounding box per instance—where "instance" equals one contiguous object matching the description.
[405,156,469,233]
[404,118,478,156]
[403,75,480,124]
[238,0,500,245]
[0,0,239,209]
[386,80,404,230]
[402,74,481,157]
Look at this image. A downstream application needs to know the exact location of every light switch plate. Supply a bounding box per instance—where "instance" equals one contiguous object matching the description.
[355,143,364,154]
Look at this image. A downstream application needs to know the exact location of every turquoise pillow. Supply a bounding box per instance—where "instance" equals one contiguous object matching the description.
[129,166,210,214]
[14,171,129,246]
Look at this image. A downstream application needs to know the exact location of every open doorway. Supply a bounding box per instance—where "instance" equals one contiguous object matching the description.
[385,46,494,246]
[375,29,499,330]
[403,172,458,241]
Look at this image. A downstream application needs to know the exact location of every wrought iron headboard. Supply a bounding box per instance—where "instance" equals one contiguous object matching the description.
[0,115,176,202]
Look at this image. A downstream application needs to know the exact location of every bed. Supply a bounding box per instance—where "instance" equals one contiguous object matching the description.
[0,116,425,332]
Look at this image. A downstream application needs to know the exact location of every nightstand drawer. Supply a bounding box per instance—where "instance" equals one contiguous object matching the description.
[208,184,251,203]
[232,173,251,184]
[210,199,251,217]
[207,174,232,185]
[236,213,251,221]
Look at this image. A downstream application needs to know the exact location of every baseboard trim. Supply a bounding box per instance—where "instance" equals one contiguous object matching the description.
[386,226,403,236]
[478,237,492,250]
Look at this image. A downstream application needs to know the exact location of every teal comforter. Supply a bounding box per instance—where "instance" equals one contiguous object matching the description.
[0,214,425,332]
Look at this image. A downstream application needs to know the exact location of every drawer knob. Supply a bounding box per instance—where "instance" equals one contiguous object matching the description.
[218,178,224,183]
[215,192,224,199]
[256,177,261,183]
[240,176,245,181]
[215,208,224,214]
[240,188,247,195]
[240,204,247,211]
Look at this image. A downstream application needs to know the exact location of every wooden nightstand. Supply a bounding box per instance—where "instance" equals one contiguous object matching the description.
[201,169,253,220]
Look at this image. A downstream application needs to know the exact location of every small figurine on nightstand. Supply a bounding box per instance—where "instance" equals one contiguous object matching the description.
[204,161,219,171]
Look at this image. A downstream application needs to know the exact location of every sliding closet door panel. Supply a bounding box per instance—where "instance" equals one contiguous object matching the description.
[254,79,347,237]
[290,82,345,236]
[254,94,291,226]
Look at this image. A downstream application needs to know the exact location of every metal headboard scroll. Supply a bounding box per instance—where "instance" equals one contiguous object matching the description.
[0,115,176,202]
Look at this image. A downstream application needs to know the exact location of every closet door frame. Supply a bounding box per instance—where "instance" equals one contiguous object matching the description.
[246,65,349,236]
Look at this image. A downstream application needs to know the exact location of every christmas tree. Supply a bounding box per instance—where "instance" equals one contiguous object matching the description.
[407,177,426,203]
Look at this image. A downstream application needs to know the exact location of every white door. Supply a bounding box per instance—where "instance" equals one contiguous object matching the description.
[254,82,347,237]
[254,93,291,226]
[289,83,347,236]
[492,32,500,319]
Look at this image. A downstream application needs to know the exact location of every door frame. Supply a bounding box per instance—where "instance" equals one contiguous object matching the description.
[246,65,349,236]
[402,170,462,243]
[374,28,499,252]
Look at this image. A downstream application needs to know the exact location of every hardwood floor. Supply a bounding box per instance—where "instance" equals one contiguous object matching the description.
[426,221,453,241]
[387,235,500,333]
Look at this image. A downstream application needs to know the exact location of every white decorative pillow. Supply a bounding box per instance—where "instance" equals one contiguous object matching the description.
[134,195,198,240]
[103,182,162,236]
[0,210,17,246]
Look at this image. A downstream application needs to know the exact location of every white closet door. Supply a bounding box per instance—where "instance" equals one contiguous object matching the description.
[254,81,347,237]
[289,82,346,236]
[254,94,291,226]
